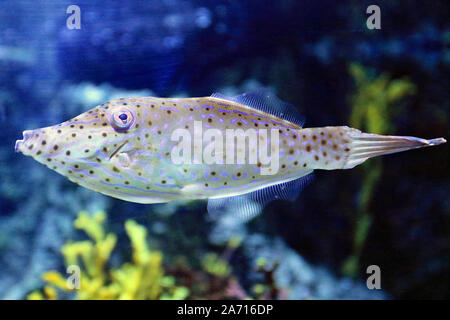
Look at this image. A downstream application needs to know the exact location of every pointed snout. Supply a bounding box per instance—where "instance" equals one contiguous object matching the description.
[15,130,35,153]
[15,139,22,153]
[15,129,49,156]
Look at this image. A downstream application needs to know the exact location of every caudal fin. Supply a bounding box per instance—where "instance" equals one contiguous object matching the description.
[343,129,446,169]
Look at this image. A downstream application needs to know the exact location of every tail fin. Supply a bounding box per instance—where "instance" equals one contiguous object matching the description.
[343,128,446,169]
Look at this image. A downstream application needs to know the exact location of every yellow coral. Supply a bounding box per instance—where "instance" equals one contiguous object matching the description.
[28,211,188,300]
[201,253,231,277]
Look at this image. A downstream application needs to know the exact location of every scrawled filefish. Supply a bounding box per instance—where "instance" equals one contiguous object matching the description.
[15,90,446,219]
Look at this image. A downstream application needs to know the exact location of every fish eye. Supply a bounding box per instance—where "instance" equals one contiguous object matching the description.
[109,108,134,130]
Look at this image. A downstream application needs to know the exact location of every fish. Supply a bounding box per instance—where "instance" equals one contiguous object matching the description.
[15,90,446,219]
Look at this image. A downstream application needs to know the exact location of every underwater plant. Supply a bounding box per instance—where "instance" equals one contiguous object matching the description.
[27,210,189,300]
[27,210,283,300]
[342,63,416,277]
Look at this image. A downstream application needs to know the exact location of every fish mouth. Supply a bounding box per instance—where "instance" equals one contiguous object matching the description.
[15,139,23,153]
[15,130,34,153]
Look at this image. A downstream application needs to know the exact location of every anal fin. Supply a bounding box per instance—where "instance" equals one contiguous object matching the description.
[207,172,313,221]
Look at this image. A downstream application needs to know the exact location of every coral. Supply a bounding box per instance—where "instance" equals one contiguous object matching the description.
[342,63,416,277]
[27,211,253,300]
[201,253,232,278]
[244,235,387,299]
[165,236,251,300]
[27,211,189,300]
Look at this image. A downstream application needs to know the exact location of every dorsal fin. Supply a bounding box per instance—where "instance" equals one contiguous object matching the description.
[207,173,313,221]
[211,88,305,127]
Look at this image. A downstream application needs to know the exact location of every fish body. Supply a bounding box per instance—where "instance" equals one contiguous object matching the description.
[15,91,446,215]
